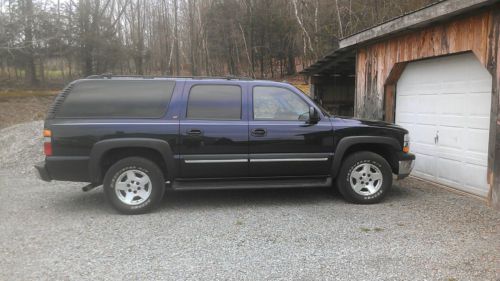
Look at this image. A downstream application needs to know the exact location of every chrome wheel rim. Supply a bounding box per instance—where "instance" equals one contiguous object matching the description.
[349,163,383,196]
[114,169,152,205]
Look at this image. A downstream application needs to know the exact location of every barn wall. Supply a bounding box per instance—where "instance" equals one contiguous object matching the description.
[487,6,500,209]
[355,10,492,120]
[355,7,500,209]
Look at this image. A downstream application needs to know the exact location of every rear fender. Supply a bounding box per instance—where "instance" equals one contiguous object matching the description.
[89,138,175,183]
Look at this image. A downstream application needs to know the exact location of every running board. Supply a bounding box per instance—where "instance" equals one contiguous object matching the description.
[171,177,332,190]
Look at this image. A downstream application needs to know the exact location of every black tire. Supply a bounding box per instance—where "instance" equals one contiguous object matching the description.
[336,151,392,204]
[103,157,165,214]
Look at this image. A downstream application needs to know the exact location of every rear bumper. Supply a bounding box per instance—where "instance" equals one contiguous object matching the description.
[35,161,52,182]
[34,156,91,182]
[397,153,415,179]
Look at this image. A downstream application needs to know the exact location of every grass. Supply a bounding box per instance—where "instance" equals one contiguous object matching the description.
[0,89,58,98]
[360,227,385,232]
[360,227,371,232]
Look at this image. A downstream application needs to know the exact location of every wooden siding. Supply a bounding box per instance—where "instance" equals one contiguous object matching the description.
[355,10,492,120]
[355,6,500,209]
[487,6,500,209]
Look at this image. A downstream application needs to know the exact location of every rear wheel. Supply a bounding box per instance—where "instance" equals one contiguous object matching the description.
[103,157,165,214]
[336,151,392,204]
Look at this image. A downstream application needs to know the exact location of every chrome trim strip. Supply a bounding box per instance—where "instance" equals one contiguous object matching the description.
[250,158,328,162]
[53,122,178,126]
[184,159,248,164]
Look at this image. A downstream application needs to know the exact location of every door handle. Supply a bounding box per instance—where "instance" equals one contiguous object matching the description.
[251,128,267,137]
[434,130,439,144]
[187,129,203,136]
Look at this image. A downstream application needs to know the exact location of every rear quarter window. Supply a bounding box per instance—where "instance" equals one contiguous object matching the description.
[56,80,175,118]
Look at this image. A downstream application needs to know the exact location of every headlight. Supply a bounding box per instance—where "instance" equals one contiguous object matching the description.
[403,134,410,153]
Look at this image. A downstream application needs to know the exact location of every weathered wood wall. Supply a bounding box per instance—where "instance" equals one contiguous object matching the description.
[355,6,500,209]
[355,10,492,120]
[487,6,500,210]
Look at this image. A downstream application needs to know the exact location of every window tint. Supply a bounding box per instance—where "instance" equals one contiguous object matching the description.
[253,86,309,121]
[57,80,175,118]
[187,85,242,120]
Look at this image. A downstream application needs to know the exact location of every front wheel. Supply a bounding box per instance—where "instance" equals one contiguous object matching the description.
[336,151,392,204]
[103,157,165,214]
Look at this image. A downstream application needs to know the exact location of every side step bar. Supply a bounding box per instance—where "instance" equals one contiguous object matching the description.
[171,177,332,190]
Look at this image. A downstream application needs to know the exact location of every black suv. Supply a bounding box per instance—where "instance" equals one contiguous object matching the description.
[35,76,415,214]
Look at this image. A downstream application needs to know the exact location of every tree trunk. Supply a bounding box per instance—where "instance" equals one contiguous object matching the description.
[173,0,180,75]
[23,0,38,86]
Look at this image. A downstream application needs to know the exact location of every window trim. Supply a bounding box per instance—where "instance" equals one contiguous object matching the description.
[185,84,243,121]
[251,85,315,122]
[55,80,177,119]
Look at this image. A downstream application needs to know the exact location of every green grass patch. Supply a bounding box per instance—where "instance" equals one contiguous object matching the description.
[360,227,371,232]
[0,89,57,98]
[361,227,384,233]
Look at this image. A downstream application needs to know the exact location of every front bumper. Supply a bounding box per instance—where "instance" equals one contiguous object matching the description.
[34,161,52,182]
[397,153,415,179]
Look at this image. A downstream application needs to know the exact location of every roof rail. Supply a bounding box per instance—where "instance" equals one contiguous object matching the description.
[85,73,254,80]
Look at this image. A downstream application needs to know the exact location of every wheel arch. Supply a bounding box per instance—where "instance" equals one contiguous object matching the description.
[89,138,175,184]
[332,136,401,178]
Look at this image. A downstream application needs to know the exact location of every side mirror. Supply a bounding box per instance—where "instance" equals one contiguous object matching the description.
[308,106,320,124]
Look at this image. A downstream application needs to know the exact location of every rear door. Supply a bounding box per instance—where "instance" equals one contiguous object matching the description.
[248,84,333,177]
[178,81,249,178]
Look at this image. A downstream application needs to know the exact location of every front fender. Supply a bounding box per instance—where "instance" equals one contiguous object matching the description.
[331,136,401,178]
[88,138,175,183]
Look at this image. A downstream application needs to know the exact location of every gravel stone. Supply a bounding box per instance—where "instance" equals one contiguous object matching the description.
[0,121,499,280]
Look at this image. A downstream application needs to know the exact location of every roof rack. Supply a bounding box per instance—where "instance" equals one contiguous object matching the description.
[85,73,254,81]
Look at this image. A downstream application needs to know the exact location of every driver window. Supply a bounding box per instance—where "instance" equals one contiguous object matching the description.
[253,86,309,121]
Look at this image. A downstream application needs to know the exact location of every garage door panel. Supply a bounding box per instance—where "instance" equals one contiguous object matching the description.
[467,116,490,130]
[436,157,463,185]
[395,96,415,114]
[412,143,435,157]
[412,124,437,145]
[438,126,462,150]
[439,94,465,115]
[463,164,489,196]
[463,153,487,167]
[415,114,438,125]
[395,53,492,198]
[464,128,489,153]
[438,115,466,128]
[416,94,439,114]
[468,92,491,112]
[468,80,493,93]
[413,153,436,179]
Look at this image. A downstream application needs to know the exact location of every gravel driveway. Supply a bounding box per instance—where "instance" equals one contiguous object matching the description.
[1,122,499,280]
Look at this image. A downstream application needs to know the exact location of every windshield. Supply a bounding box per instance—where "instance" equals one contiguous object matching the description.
[292,85,332,117]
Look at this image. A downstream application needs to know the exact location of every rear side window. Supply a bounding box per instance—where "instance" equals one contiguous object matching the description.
[186,85,242,120]
[56,80,175,118]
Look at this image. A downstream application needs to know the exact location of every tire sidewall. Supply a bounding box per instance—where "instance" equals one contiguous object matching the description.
[338,152,392,203]
[104,157,164,214]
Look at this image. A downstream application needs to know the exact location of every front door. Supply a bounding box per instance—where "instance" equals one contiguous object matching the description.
[179,82,249,178]
[249,85,333,177]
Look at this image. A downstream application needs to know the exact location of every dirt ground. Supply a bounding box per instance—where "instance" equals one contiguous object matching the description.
[0,95,56,129]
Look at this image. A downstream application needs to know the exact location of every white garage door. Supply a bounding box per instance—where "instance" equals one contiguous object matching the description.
[395,53,492,197]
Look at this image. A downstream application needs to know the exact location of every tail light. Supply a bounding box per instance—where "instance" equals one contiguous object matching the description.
[43,129,52,156]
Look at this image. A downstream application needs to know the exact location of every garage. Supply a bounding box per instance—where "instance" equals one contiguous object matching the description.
[395,53,492,197]
[302,1,500,208]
